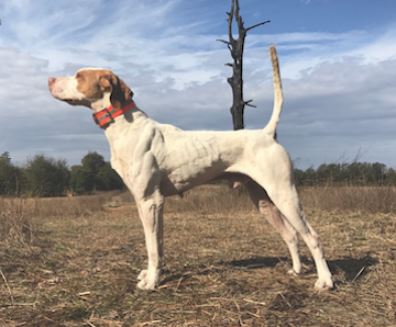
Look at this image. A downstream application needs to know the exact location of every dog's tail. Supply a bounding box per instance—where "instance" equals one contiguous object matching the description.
[263,46,283,139]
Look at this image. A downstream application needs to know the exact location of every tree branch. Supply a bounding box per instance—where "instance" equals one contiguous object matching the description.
[216,39,231,45]
[217,39,233,52]
[246,20,271,32]
[244,100,257,108]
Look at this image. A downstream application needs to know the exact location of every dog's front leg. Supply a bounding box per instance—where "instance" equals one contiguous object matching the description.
[135,191,164,290]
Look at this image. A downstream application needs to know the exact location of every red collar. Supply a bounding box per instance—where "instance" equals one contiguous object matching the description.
[93,101,136,129]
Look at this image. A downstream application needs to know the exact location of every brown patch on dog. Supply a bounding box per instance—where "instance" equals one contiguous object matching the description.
[107,75,133,109]
[76,69,133,109]
[75,69,108,100]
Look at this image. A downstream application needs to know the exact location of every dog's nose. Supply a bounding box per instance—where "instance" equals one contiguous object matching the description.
[48,77,56,89]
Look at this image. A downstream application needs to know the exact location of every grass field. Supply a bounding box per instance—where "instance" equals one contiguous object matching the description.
[0,186,395,326]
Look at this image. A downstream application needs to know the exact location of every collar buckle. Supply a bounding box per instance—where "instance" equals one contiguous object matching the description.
[93,101,136,129]
[93,108,115,129]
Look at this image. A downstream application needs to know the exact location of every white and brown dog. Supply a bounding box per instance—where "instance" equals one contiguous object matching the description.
[48,48,333,291]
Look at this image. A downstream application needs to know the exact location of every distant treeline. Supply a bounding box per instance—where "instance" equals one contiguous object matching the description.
[0,151,123,197]
[1,151,395,197]
[294,162,396,186]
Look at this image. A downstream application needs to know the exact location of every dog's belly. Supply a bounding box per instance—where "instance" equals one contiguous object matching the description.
[161,161,226,195]
[159,137,227,195]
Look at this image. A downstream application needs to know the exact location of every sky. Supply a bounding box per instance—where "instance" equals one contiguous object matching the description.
[1,0,396,169]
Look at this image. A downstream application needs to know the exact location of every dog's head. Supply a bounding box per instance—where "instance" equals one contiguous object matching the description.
[48,68,133,110]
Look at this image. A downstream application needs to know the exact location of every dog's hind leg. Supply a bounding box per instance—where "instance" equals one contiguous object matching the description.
[263,181,333,290]
[245,150,333,290]
[245,179,301,275]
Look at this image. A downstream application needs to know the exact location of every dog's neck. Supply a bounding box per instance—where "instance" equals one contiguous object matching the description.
[90,93,111,113]
[95,97,149,174]
[90,95,147,130]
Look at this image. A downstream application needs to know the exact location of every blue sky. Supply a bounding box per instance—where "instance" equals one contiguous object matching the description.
[1,0,396,168]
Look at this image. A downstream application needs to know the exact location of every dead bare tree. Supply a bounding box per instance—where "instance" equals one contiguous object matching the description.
[218,0,270,130]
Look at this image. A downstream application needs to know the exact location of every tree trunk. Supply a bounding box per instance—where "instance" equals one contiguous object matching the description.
[218,0,270,130]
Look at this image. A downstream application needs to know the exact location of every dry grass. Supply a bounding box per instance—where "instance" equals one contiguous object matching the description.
[0,199,34,248]
[0,185,395,326]
[300,186,396,213]
[0,193,116,219]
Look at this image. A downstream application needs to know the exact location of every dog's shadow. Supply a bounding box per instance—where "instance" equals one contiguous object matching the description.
[328,255,378,281]
[162,256,291,284]
[162,255,378,284]
[227,256,288,269]
[228,255,378,282]
[230,255,378,282]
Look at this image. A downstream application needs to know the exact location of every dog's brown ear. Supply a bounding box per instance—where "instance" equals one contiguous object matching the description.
[98,74,116,93]
[100,73,133,109]
[118,78,134,102]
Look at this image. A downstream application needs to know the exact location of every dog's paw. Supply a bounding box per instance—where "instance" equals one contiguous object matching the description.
[137,269,147,281]
[314,278,334,291]
[136,269,160,291]
[137,278,156,290]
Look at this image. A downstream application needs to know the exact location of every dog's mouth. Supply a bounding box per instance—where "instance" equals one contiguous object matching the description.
[62,98,90,107]
[64,99,79,104]
[49,88,89,106]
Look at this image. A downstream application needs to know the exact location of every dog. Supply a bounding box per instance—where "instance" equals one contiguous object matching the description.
[48,47,333,291]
